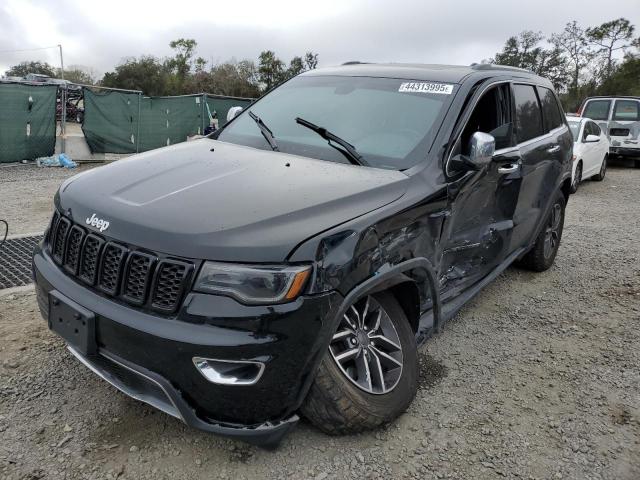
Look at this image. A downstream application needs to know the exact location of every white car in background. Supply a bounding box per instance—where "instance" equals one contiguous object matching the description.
[566,116,609,193]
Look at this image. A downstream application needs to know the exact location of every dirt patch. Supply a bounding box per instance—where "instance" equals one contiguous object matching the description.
[417,353,447,389]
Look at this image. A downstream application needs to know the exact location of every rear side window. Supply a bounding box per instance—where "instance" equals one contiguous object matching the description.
[582,100,611,121]
[538,87,564,131]
[613,100,640,121]
[590,122,601,136]
[513,84,543,143]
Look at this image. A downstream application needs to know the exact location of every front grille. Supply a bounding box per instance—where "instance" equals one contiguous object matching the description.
[48,213,195,314]
[122,252,155,305]
[151,260,192,312]
[64,226,85,275]
[98,243,127,295]
[52,217,71,264]
[610,128,630,137]
[79,234,104,285]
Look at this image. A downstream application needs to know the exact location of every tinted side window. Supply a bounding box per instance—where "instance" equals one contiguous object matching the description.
[459,84,514,153]
[538,87,563,131]
[590,122,601,136]
[582,100,611,120]
[513,84,543,143]
[613,100,640,121]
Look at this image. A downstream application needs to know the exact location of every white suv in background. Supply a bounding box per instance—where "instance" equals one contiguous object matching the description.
[566,116,609,193]
[579,96,640,167]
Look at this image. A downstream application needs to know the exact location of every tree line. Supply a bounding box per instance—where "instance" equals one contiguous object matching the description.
[484,18,639,111]
[4,39,318,98]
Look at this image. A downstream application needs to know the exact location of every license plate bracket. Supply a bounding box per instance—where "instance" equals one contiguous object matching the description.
[49,290,96,356]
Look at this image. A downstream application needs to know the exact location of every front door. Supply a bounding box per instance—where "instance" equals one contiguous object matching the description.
[439,82,521,300]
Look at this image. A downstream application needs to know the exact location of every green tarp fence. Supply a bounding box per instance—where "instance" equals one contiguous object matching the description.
[0,83,57,163]
[82,89,253,154]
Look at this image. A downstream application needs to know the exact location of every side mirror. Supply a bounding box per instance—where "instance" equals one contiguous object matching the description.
[226,106,243,122]
[448,132,496,174]
[468,132,496,166]
[585,134,600,143]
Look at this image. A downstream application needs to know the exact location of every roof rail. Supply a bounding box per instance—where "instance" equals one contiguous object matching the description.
[342,61,369,65]
[471,63,534,74]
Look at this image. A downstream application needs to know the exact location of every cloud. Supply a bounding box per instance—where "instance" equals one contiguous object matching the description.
[1,0,639,77]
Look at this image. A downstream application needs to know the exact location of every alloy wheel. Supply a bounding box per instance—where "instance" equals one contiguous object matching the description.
[543,203,562,259]
[329,296,403,395]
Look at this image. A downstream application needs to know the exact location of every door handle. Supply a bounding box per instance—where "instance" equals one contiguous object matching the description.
[547,145,561,153]
[498,163,519,174]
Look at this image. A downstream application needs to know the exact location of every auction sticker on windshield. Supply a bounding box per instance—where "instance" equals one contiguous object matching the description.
[399,82,454,94]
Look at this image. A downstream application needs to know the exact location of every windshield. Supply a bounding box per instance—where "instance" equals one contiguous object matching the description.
[567,120,581,141]
[216,75,454,170]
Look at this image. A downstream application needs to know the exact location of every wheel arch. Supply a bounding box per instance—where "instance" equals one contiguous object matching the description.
[337,258,440,336]
[369,276,421,333]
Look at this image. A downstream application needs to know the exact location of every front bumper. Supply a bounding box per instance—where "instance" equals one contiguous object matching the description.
[33,246,342,446]
[610,145,640,157]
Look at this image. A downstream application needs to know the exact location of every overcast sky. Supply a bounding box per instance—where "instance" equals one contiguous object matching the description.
[1,0,639,77]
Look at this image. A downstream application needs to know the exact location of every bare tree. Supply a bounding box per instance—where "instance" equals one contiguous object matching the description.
[587,18,635,79]
[551,21,591,92]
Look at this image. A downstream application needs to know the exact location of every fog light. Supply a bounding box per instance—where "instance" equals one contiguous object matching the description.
[192,357,265,386]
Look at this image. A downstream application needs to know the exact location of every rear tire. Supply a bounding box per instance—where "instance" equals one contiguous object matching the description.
[301,291,418,435]
[593,155,607,181]
[516,191,565,272]
[570,162,582,193]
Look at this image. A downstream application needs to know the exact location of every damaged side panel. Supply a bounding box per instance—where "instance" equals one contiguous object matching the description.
[291,174,450,339]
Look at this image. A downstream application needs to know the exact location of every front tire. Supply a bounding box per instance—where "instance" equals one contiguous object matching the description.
[516,191,565,272]
[301,291,418,435]
[592,155,607,181]
[570,161,582,193]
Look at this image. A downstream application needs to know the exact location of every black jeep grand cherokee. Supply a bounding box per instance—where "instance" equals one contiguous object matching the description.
[33,63,573,447]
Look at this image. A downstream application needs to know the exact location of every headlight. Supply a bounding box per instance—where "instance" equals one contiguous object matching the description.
[193,262,311,304]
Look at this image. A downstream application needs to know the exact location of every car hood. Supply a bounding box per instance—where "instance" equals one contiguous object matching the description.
[57,139,409,261]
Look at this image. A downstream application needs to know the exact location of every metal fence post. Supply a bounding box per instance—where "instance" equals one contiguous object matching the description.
[58,44,66,155]
[136,92,141,153]
[202,93,206,134]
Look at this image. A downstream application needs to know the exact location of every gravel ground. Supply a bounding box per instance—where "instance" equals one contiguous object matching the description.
[0,163,100,236]
[0,164,639,480]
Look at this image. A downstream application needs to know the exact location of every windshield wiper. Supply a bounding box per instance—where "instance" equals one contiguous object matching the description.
[295,117,367,166]
[248,111,279,151]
